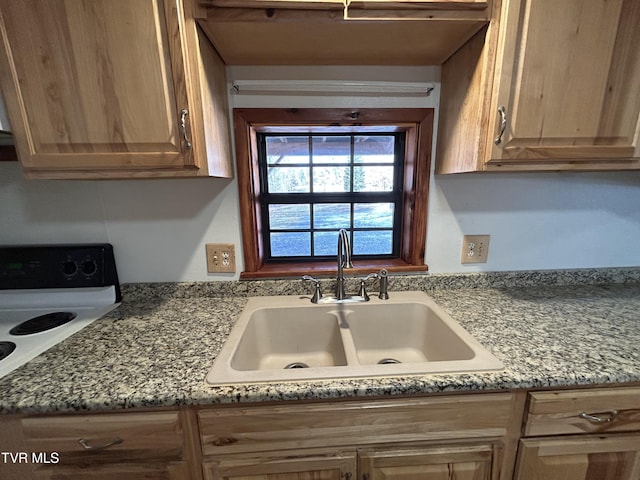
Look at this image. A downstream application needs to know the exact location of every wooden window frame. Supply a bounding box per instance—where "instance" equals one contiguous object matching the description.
[234,108,433,279]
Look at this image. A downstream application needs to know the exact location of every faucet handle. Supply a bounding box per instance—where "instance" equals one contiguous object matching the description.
[357,273,379,301]
[302,275,323,304]
[361,273,379,282]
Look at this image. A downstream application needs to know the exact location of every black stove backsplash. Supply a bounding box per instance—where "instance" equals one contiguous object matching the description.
[0,243,121,301]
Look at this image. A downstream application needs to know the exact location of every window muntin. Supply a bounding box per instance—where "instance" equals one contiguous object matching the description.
[259,133,405,262]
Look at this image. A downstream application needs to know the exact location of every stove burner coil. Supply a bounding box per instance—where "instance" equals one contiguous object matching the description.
[9,312,77,336]
[0,341,16,361]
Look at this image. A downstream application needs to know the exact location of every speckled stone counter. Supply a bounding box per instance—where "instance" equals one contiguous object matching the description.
[1,268,639,414]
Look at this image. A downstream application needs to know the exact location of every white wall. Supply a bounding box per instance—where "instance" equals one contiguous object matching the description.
[427,171,640,272]
[1,66,639,283]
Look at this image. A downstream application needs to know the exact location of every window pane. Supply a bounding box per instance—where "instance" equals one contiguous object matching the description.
[353,166,394,192]
[269,204,310,230]
[313,166,350,192]
[354,203,394,228]
[270,232,310,257]
[257,130,408,263]
[266,136,309,165]
[313,231,338,256]
[353,230,393,255]
[312,136,350,164]
[314,203,350,229]
[354,136,395,163]
[268,166,310,193]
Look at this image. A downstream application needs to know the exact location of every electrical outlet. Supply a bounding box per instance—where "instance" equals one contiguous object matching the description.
[461,235,490,264]
[206,243,236,273]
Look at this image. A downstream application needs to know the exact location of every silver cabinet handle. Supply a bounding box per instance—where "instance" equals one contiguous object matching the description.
[494,105,507,145]
[77,437,124,450]
[579,410,618,423]
[180,109,192,149]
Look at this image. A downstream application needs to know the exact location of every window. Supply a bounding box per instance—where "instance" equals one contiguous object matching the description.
[234,108,433,278]
[260,133,404,261]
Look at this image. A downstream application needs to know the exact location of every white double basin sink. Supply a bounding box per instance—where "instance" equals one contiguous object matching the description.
[205,291,503,385]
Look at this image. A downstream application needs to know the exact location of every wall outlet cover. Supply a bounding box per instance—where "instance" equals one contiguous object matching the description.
[461,235,490,264]
[206,243,236,273]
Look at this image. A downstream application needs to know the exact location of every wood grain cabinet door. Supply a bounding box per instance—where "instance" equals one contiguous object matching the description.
[203,450,357,480]
[359,444,500,480]
[488,0,640,166]
[0,0,206,178]
[514,435,640,480]
[30,461,191,480]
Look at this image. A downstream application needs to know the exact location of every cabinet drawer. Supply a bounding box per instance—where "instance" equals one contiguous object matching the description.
[198,393,517,456]
[21,410,185,463]
[525,387,640,436]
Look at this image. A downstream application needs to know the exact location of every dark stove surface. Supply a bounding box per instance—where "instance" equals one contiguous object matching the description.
[9,312,77,336]
[0,341,16,361]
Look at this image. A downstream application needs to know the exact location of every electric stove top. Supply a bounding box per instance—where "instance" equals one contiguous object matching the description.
[0,244,121,379]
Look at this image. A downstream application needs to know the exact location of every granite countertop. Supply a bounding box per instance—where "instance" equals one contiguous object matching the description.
[1,268,639,414]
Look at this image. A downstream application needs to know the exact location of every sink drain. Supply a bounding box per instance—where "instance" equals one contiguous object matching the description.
[284,362,310,369]
[378,358,401,365]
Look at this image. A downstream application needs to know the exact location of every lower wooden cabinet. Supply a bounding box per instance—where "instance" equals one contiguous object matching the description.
[203,443,502,480]
[514,434,640,480]
[29,461,191,480]
[203,450,357,480]
[360,444,500,480]
[0,408,200,480]
[198,393,522,480]
[3,386,639,480]
[515,386,640,480]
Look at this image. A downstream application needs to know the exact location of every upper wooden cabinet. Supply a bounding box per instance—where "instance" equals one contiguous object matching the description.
[437,0,640,172]
[0,0,233,179]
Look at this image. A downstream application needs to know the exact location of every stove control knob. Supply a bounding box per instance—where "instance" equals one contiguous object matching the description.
[62,260,77,277]
[81,260,97,276]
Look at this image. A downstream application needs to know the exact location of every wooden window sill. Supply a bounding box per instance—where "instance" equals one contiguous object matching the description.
[240,259,428,279]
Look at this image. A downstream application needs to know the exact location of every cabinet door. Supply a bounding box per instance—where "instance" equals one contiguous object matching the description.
[31,461,191,480]
[0,0,198,177]
[515,435,640,480]
[488,0,640,165]
[203,451,357,480]
[359,444,499,480]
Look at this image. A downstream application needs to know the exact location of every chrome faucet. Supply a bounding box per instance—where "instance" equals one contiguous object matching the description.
[302,229,388,303]
[336,228,353,300]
